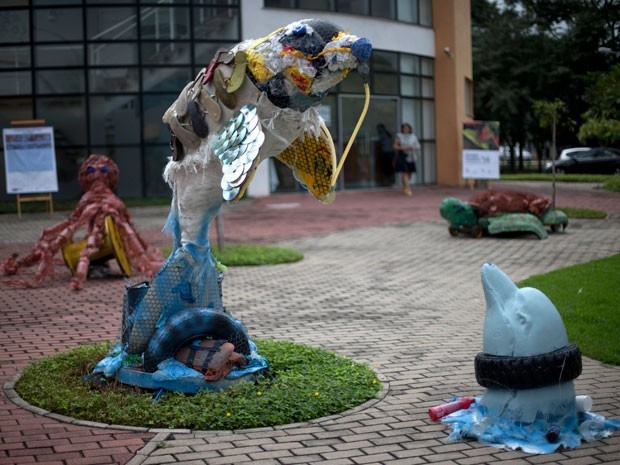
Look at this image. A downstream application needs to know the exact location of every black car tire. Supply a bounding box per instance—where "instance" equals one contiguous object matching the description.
[143,308,251,372]
[470,225,483,238]
[475,344,582,390]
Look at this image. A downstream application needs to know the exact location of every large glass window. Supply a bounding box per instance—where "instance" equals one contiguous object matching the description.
[400,54,420,75]
[397,0,417,23]
[421,57,434,76]
[194,42,236,65]
[336,0,369,15]
[138,0,189,4]
[421,77,433,98]
[0,2,241,200]
[419,0,432,26]
[36,70,85,94]
[37,96,87,145]
[34,8,83,42]
[374,74,399,95]
[89,95,141,145]
[85,0,140,3]
[400,76,420,97]
[88,43,138,66]
[0,47,31,69]
[371,51,398,73]
[35,0,82,4]
[36,45,84,67]
[54,146,89,199]
[140,6,190,40]
[142,67,192,92]
[0,71,32,96]
[371,0,395,19]
[91,146,143,197]
[142,94,178,145]
[193,6,239,40]
[0,10,30,43]
[89,68,139,92]
[144,145,172,197]
[87,7,137,40]
[0,97,33,134]
[265,0,432,26]
[142,42,191,65]
[266,0,295,6]
[298,0,334,10]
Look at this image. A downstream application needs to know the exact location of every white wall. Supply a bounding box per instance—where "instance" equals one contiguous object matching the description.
[241,1,436,198]
[240,1,435,56]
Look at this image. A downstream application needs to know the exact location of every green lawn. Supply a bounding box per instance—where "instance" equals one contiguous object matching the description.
[519,253,620,365]
[161,243,304,267]
[500,173,620,193]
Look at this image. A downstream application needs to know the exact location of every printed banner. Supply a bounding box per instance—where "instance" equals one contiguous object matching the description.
[3,126,58,194]
[462,121,500,180]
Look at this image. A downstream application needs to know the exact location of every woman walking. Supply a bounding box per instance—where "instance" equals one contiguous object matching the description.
[393,122,421,196]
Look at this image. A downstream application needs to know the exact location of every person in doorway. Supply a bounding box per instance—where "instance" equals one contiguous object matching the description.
[376,124,395,186]
[393,122,420,196]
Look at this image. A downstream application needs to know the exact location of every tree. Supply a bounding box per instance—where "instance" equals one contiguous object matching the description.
[533,99,572,207]
[471,0,566,170]
[472,0,620,169]
[578,64,620,146]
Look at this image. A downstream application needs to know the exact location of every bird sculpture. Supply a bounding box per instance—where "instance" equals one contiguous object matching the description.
[94,19,373,386]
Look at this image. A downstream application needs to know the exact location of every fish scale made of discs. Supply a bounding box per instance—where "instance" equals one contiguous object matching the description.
[212,104,265,201]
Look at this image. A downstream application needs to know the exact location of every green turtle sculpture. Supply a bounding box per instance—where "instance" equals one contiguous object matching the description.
[439,190,568,240]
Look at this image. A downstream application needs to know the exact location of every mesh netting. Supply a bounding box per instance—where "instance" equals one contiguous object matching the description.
[123,247,223,355]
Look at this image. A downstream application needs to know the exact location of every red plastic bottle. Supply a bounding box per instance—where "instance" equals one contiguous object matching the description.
[428,397,475,421]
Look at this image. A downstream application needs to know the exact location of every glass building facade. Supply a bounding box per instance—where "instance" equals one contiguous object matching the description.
[0,0,435,201]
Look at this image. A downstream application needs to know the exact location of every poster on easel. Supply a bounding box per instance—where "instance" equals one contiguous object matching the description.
[3,126,58,194]
[462,121,500,180]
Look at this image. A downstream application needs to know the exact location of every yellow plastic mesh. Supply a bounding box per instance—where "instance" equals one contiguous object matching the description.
[276,127,336,200]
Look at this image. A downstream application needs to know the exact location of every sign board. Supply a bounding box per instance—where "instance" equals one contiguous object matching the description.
[462,121,500,180]
[462,150,500,180]
[3,126,58,194]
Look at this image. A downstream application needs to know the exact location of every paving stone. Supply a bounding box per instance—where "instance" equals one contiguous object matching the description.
[1,184,619,465]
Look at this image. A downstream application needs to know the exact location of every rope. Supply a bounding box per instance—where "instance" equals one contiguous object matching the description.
[332,82,370,186]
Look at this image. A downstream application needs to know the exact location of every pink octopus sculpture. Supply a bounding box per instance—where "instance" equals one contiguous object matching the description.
[1,154,163,290]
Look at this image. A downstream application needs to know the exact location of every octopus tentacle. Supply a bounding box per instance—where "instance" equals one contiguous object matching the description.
[1,154,163,289]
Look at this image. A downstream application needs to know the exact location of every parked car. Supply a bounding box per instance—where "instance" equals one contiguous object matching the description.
[499,146,533,161]
[558,147,590,161]
[544,147,620,174]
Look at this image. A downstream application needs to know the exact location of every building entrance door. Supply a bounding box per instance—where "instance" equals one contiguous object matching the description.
[336,95,399,189]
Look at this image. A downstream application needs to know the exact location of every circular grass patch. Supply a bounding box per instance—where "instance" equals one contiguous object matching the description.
[14,339,382,430]
[161,244,304,267]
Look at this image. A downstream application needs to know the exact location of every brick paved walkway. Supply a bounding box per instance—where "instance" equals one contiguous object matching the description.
[1,182,619,465]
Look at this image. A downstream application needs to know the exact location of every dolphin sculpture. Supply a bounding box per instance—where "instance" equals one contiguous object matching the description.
[441,263,619,453]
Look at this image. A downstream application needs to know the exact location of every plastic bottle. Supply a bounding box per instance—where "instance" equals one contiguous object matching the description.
[428,397,475,421]
[545,425,561,443]
[575,395,593,413]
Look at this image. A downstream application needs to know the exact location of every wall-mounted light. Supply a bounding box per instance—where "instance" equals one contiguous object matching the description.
[443,46,454,58]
